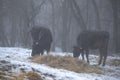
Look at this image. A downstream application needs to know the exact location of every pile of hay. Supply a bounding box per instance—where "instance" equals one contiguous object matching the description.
[31,54,105,73]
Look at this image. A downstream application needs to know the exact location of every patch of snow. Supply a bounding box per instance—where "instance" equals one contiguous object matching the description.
[0,47,120,80]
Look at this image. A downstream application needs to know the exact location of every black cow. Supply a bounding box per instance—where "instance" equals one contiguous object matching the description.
[31,27,52,56]
[73,31,109,66]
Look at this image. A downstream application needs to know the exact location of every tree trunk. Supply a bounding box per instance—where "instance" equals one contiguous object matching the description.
[0,0,9,47]
[70,0,87,31]
[111,0,120,53]
[92,0,101,30]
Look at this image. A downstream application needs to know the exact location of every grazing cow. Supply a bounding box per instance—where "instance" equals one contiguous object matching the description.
[73,31,109,66]
[31,26,52,56]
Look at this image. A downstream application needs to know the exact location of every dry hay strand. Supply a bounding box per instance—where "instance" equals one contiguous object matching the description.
[0,71,16,80]
[13,71,44,80]
[107,59,120,67]
[32,54,105,74]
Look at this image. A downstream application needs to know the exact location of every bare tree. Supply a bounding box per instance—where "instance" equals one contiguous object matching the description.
[0,0,9,47]
[111,0,120,53]
[92,0,101,30]
[69,0,87,31]
[49,0,56,51]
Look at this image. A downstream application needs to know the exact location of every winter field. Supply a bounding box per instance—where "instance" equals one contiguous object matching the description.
[0,47,120,80]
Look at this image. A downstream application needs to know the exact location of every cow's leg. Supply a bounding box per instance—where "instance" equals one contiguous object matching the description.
[31,44,39,56]
[102,49,107,66]
[31,49,36,56]
[98,54,102,65]
[102,39,108,66]
[81,49,84,60]
[40,50,44,55]
[85,49,89,64]
[46,44,51,54]
[98,49,103,65]
[46,48,50,54]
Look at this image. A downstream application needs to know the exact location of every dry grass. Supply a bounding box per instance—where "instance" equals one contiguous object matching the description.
[0,71,43,80]
[0,71,16,80]
[107,59,120,67]
[13,71,44,80]
[31,54,105,74]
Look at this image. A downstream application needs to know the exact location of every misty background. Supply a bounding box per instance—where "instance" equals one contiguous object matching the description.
[0,0,120,54]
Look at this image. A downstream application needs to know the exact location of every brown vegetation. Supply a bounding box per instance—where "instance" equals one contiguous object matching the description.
[14,71,44,80]
[107,59,120,66]
[0,71,43,80]
[31,54,105,73]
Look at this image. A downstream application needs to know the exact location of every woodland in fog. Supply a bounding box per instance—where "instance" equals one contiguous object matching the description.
[0,0,120,53]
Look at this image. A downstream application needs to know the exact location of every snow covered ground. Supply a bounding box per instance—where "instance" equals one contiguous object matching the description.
[0,47,120,80]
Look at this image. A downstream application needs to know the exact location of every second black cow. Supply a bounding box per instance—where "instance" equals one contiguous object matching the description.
[31,26,52,56]
[73,31,109,66]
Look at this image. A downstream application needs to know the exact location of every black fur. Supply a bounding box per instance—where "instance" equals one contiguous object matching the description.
[31,27,52,56]
[73,31,109,66]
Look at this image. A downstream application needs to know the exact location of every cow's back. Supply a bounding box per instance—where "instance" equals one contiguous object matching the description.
[31,27,52,42]
[77,31,109,49]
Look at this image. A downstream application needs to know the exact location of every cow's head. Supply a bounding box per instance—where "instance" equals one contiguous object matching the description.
[31,42,40,56]
[31,41,45,56]
[73,46,83,57]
